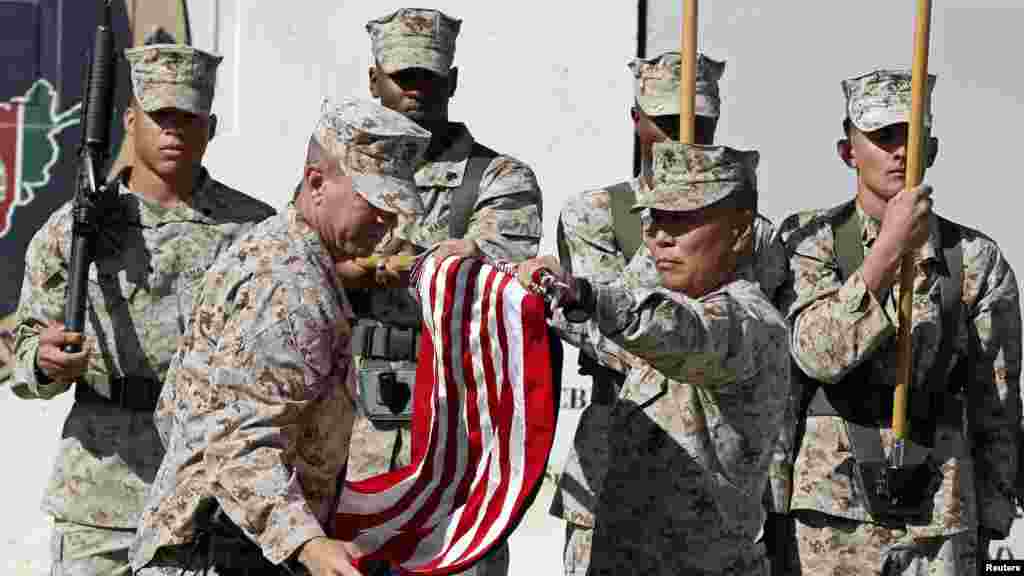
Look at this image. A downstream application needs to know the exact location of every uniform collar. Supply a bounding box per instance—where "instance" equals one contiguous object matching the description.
[115,166,219,225]
[413,122,475,189]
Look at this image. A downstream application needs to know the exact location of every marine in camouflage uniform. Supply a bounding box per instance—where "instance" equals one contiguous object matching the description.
[552,51,792,576]
[131,97,431,575]
[776,69,1021,575]
[525,141,788,576]
[344,9,543,575]
[10,44,274,576]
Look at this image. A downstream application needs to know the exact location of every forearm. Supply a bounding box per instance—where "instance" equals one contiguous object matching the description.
[589,282,734,389]
[970,267,1022,536]
[207,419,327,564]
[789,268,895,383]
[12,291,71,399]
[465,187,542,264]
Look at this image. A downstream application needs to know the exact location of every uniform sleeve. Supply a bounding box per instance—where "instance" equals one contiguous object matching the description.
[466,156,543,263]
[776,213,895,384]
[549,188,637,369]
[0,328,13,384]
[591,283,761,391]
[558,188,628,283]
[965,240,1021,537]
[12,206,74,399]
[591,281,789,498]
[189,281,332,565]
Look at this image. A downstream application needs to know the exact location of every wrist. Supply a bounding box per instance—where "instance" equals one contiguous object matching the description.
[862,240,900,296]
[33,349,53,385]
[297,536,325,569]
[563,278,595,323]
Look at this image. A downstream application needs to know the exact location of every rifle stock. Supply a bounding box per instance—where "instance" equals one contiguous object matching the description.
[64,0,116,353]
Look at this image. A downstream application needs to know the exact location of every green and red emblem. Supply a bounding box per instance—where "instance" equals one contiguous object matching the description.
[0,79,81,238]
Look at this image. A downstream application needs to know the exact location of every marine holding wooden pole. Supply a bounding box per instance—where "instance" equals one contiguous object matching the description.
[891,0,933,468]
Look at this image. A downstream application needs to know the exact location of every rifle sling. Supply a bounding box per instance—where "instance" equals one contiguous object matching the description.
[448,143,498,240]
[608,181,643,262]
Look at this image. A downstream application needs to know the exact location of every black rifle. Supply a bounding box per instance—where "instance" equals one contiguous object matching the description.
[64,1,116,352]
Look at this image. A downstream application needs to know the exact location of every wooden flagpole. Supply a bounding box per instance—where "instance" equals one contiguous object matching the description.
[892,0,933,462]
[679,0,698,143]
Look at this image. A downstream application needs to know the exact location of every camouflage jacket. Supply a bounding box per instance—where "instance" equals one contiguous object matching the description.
[0,323,12,385]
[11,168,273,528]
[577,278,788,575]
[132,206,358,569]
[777,201,1021,538]
[550,178,795,527]
[353,122,542,328]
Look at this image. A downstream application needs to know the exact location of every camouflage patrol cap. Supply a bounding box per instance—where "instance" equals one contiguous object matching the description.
[842,69,936,132]
[366,8,461,77]
[314,97,430,216]
[124,44,222,115]
[634,142,758,212]
[629,51,726,117]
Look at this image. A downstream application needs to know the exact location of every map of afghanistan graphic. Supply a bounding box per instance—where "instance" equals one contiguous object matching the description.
[0,78,81,239]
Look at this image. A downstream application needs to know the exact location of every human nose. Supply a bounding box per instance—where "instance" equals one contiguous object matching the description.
[648,225,674,247]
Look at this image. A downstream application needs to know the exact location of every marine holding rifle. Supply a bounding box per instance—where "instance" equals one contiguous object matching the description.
[775,69,1021,574]
[9,43,274,575]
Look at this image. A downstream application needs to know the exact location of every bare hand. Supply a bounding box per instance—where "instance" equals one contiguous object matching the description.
[515,256,566,293]
[432,238,481,261]
[878,183,933,259]
[337,259,378,289]
[298,537,366,576]
[863,184,933,296]
[35,320,89,384]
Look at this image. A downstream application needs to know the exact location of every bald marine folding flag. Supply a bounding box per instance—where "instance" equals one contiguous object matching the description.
[335,254,557,575]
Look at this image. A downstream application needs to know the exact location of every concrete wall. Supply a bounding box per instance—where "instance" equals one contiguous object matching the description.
[4,1,1023,573]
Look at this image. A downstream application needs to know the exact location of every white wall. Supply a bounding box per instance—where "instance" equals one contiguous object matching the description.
[4,1,1023,573]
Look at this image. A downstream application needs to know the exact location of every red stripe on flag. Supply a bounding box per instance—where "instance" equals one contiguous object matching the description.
[336,256,556,575]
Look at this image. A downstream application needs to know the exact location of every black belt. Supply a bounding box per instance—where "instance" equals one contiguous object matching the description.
[150,542,297,575]
[353,323,420,362]
[148,500,311,575]
[74,376,162,412]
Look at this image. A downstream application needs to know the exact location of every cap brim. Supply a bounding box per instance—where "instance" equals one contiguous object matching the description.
[134,82,210,115]
[377,54,451,78]
[631,184,731,213]
[351,173,424,216]
[850,108,932,133]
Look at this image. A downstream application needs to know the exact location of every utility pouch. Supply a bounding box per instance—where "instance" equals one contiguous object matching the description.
[847,423,942,526]
[357,359,415,427]
[353,321,419,427]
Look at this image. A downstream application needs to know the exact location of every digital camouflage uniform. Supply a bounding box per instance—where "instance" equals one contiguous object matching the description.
[131,98,431,575]
[557,142,787,576]
[1,316,13,385]
[776,69,1021,575]
[349,9,543,575]
[10,45,274,576]
[551,51,793,576]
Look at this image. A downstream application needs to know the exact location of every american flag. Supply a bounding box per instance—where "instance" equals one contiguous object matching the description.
[335,254,557,575]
